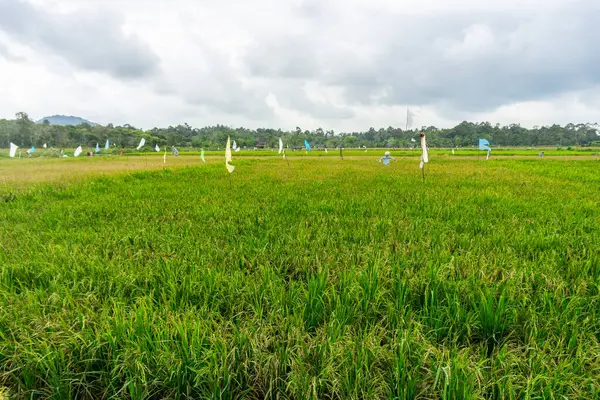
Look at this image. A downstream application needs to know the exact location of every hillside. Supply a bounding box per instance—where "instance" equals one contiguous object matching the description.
[36,115,97,126]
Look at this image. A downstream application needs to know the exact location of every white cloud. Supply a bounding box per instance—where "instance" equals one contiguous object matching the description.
[0,0,598,131]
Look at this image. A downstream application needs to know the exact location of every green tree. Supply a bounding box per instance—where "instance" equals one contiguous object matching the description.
[15,112,35,146]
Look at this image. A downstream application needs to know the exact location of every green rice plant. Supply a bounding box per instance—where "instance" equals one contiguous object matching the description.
[1,156,600,398]
[303,270,328,333]
[476,288,510,353]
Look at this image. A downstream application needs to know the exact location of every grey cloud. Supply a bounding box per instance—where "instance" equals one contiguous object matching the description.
[265,81,356,119]
[157,22,352,121]
[240,2,600,116]
[243,39,357,119]
[245,37,321,79]
[0,0,160,78]
[154,38,273,117]
[0,41,9,59]
[0,40,24,61]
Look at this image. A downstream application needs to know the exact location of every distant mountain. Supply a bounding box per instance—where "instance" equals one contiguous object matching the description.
[36,115,98,126]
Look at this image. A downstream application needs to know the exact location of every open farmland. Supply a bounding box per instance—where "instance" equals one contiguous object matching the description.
[1,155,600,399]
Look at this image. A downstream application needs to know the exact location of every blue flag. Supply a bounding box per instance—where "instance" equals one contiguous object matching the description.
[95,143,100,153]
[304,139,311,151]
[105,140,110,150]
[478,138,491,151]
[29,146,36,153]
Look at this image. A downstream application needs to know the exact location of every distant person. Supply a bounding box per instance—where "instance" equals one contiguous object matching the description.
[378,151,397,165]
[539,151,544,158]
[171,146,179,156]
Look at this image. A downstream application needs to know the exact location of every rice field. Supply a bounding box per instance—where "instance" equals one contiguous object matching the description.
[1,154,599,399]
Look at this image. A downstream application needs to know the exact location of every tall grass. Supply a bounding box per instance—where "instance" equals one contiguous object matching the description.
[1,157,599,398]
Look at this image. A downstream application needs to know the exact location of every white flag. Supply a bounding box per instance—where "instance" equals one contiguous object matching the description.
[420,133,428,168]
[406,107,416,130]
[155,144,160,152]
[9,142,18,158]
[235,147,240,152]
[278,138,284,154]
[74,146,83,157]
[325,148,328,153]
[225,136,235,173]
[136,138,145,150]
[411,138,416,142]
[232,140,237,150]
[163,150,166,164]
[486,150,490,160]
[43,143,47,148]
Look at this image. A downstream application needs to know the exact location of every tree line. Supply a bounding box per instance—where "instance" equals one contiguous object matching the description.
[1,112,599,150]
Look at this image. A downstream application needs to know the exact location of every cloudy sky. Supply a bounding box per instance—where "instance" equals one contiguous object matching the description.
[0,0,598,131]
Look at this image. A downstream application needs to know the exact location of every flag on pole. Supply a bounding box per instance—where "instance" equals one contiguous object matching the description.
[225,136,235,173]
[154,144,160,152]
[452,148,455,155]
[478,138,491,151]
[43,143,47,148]
[105,140,110,150]
[278,138,284,155]
[486,150,490,160]
[420,133,428,169]
[235,147,240,152]
[201,148,206,163]
[74,146,83,157]
[95,143,100,153]
[9,143,18,158]
[304,139,311,151]
[163,150,166,164]
[406,107,416,130]
[136,138,145,150]
[325,148,328,153]
[29,146,36,153]
[232,140,237,150]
